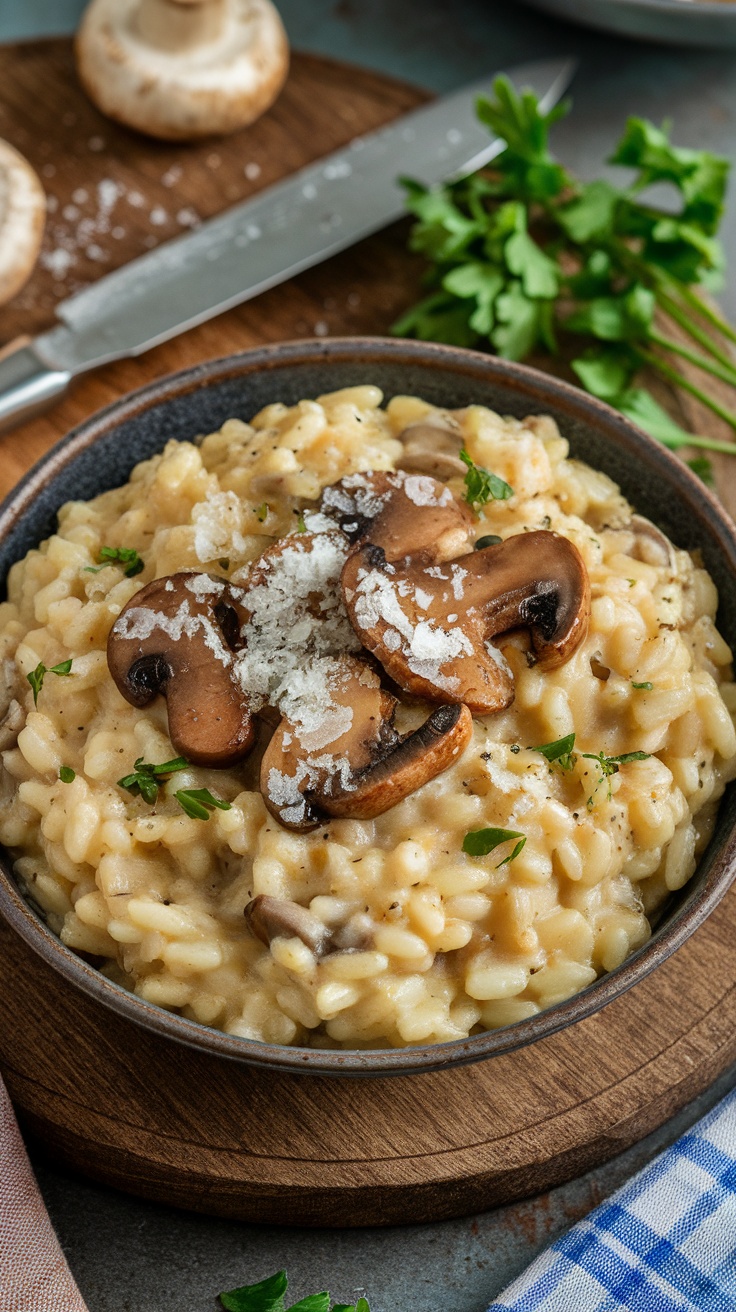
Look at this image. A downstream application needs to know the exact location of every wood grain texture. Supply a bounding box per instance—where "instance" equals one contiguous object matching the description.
[0,39,735,1225]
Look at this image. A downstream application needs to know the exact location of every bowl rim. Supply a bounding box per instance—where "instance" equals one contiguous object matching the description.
[2,334,736,1077]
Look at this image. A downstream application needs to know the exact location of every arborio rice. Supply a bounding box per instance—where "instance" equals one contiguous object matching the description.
[1,385,735,1049]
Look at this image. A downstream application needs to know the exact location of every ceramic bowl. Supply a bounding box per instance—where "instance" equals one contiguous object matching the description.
[519,0,736,49]
[1,336,735,1076]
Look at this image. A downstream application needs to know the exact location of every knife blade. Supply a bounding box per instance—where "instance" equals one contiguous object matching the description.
[0,56,575,433]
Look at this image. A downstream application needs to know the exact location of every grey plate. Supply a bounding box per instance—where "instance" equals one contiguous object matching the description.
[1,337,736,1077]
[520,0,736,48]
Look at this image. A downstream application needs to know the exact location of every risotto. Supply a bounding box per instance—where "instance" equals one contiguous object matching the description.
[1,384,735,1049]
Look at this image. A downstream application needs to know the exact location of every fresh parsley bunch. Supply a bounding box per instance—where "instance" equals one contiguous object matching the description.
[394,77,736,478]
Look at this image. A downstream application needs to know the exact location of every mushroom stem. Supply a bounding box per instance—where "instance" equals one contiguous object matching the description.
[135,0,226,54]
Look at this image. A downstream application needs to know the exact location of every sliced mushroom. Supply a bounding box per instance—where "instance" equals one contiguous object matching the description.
[342,529,590,715]
[260,653,473,831]
[321,470,473,565]
[0,698,24,751]
[75,0,289,141]
[395,414,467,481]
[628,515,676,569]
[245,894,332,955]
[107,571,254,767]
[0,139,45,306]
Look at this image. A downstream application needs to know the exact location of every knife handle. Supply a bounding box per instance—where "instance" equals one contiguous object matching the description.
[0,338,71,435]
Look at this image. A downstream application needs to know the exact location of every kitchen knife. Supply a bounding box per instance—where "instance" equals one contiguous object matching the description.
[0,56,575,434]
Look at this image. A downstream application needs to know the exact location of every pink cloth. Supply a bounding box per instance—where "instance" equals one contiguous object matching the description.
[0,1074,88,1312]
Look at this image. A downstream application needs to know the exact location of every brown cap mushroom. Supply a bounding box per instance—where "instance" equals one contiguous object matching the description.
[75,0,289,141]
[245,894,332,955]
[0,140,45,306]
[107,571,255,766]
[342,527,590,715]
[395,414,468,481]
[260,653,473,831]
[321,470,474,565]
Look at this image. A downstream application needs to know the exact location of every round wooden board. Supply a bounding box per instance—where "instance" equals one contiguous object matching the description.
[1,39,735,1227]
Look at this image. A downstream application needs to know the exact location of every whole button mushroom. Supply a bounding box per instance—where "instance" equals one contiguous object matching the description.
[0,140,45,306]
[107,571,255,766]
[75,0,289,141]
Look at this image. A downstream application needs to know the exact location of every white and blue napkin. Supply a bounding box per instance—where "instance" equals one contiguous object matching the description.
[488,1086,736,1312]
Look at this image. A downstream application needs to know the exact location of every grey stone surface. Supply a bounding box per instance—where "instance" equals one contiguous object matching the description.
[4,2,736,1308]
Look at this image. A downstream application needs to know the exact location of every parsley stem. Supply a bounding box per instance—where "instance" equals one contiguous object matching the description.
[649,329,736,390]
[638,349,736,434]
[656,432,736,455]
[656,288,736,373]
[673,281,736,349]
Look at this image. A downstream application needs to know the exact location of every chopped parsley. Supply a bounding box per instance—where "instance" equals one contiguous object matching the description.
[295,509,307,533]
[256,502,269,523]
[459,448,514,511]
[219,1269,370,1312]
[85,546,144,577]
[463,826,526,866]
[175,788,232,820]
[582,749,651,804]
[117,756,190,805]
[59,766,76,783]
[27,658,73,706]
[631,680,653,690]
[515,732,650,803]
[474,533,503,549]
[530,732,577,772]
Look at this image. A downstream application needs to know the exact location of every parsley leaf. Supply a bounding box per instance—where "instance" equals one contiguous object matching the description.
[218,1271,370,1312]
[631,680,653,690]
[85,546,144,577]
[295,510,307,533]
[175,788,232,820]
[530,732,577,771]
[27,659,73,706]
[256,503,269,523]
[220,1270,288,1311]
[463,826,526,866]
[459,448,513,510]
[117,756,189,805]
[59,766,76,783]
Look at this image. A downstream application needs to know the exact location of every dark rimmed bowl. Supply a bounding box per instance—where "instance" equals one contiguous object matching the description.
[2,336,736,1077]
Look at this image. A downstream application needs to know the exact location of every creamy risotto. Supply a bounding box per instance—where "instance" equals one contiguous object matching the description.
[1,385,735,1049]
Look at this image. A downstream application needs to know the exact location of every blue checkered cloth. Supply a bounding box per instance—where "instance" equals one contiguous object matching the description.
[488,1086,736,1312]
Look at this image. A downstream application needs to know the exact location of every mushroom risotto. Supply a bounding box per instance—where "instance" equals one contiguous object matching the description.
[1,385,735,1049]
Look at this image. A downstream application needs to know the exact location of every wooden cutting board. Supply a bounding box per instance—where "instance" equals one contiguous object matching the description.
[0,38,735,1227]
